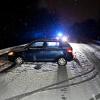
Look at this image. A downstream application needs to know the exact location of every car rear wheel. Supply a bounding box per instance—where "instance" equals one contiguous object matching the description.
[57,57,67,66]
[15,57,23,65]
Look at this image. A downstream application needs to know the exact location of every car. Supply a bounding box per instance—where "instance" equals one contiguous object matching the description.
[7,39,74,66]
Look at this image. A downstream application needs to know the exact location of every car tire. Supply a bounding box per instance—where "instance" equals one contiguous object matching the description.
[57,57,67,66]
[15,57,23,65]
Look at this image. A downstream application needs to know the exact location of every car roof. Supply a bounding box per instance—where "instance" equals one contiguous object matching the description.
[28,39,70,47]
[26,39,70,48]
[33,39,60,42]
[33,39,69,44]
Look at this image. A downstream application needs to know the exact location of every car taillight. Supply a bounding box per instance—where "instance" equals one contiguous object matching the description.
[67,48,73,53]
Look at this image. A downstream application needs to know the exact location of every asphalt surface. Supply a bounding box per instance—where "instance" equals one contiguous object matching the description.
[0,43,100,100]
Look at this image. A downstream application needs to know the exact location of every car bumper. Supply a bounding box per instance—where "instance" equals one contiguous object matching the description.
[8,56,15,62]
[66,53,74,61]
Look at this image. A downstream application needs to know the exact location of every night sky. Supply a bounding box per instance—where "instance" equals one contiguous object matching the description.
[0,0,100,48]
[47,0,100,24]
[0,0,38,43]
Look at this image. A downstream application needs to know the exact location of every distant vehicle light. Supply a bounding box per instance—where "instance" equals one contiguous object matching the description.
[56,37,60,40]
[8,52,14,56]
[62,36,68,42]
[56,36,68,42]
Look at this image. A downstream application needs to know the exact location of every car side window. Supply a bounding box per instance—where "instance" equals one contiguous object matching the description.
[46,42,59,48]
[30,42,44,48]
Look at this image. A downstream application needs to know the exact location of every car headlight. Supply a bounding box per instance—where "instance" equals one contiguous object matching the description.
[8,52,14,56]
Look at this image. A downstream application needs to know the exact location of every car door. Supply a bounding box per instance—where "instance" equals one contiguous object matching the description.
[43,41,63,61]
[24,41,44,62]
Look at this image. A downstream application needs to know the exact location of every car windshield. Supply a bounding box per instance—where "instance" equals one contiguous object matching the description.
[0,0,100,100]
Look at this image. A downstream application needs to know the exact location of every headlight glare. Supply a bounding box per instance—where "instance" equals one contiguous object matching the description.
[8,52,14,56]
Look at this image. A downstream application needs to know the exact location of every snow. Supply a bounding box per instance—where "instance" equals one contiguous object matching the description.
[87,44,100,59]
[0,43,100,100]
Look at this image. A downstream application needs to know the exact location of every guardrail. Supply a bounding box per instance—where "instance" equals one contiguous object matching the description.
[0,44,26,72]
[0,44,27,56]
[93,40,100,45]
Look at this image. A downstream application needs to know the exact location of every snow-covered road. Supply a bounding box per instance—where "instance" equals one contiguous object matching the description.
[0,43,100,100]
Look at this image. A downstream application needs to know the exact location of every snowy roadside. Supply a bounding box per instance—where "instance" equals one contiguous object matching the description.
[94,40,100,45]
[87,43,100,59]
[3,43,99,100]
[90,44,100,59]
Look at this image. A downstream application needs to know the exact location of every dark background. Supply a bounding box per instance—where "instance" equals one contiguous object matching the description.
[0,0,100,49]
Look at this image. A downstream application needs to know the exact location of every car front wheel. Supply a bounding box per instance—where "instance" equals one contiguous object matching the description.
[15,57,23,65]
[57,57,67,66]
